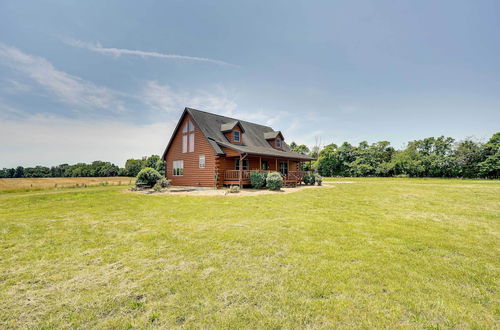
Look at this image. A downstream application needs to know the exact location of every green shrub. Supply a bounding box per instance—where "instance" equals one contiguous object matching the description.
[153,183,162,192]
[314,173,322,186]
[136,167,162,187]
[250,171,267,189]
[303,172,315,185]
[156,177,171,188]
[266,171,283,191]
[228,185,240,193]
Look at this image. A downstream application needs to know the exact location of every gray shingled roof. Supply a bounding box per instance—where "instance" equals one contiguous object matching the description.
[220,120,245,133]
[263,131,282,140]
[186,108,314,160]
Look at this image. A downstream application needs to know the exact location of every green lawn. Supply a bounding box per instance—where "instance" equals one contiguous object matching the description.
[0,178,498,328]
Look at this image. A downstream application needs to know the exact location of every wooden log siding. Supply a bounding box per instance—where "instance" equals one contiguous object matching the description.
[165,114,216,187]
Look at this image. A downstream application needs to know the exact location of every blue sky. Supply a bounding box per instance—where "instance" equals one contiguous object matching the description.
[1,0,499,167]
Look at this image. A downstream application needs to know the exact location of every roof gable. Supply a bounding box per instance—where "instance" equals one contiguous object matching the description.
[263,131,284,140]
[220,120,245,133]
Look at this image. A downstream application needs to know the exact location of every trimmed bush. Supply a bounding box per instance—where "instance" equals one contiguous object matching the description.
[156,177,171,188]
[250,171,267,189]
[136,167,162,187]
[266,171,283,191]
[303,172,315,185]
[314,173,322,186]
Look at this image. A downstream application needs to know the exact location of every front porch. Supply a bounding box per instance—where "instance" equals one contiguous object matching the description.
[223,169,307,186]
[219,155,309,187]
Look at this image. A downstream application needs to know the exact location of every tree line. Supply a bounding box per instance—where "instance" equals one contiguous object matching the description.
[0,155,165,178]
[290,132,499,179]
[1,133,498,179]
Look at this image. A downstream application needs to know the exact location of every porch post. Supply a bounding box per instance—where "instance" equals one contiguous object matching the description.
[239,154,243,188]
[275,158,278,171]
[259,157,262,170]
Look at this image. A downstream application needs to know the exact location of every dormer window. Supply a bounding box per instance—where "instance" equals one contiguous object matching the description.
[264,131,284,150]
[221,120,245,144]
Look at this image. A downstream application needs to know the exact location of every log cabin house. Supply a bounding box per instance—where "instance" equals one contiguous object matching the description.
[162,108,314,188]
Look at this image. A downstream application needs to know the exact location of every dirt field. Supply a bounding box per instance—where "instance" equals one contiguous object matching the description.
[0,177,136,191]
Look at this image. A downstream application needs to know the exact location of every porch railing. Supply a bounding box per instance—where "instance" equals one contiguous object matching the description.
[223,170,307,182]
[224,170,251,180]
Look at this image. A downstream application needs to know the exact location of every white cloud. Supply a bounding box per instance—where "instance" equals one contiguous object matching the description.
[0,99,26,117]
[0,114,176,168]
[0,43,124,111]
[1,79,32,94]
[140,81,295,129]
[141,81,238,115]
[65,39,238,67]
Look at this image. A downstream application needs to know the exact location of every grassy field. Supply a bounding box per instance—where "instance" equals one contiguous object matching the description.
[0,176,135,191]
[0,178,498,328]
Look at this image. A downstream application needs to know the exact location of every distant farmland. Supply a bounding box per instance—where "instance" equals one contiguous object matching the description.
[0,177,135,191]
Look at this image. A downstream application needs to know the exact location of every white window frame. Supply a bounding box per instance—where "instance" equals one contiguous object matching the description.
[182,119,195,153]
[276,138,281,148]
[233,131,241,142]
[199,155,206,168]
[189,133,195,152]
[173,160,184,176]
[182,135,188,153]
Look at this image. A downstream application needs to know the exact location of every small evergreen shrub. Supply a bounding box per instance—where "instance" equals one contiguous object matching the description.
[228,185,240,193]
[136,167,162,187]
[156,177,171,188]
[314,173,322,186]
[153,183,162,192]
[266,171,283,191]
[303,172,315,185]
[250,171,267,189]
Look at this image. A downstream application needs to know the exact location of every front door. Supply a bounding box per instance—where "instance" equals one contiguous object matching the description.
[279,161,288,175]
[261,160,269,170]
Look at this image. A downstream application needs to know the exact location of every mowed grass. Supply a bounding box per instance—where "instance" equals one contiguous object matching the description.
[0,178,498,328]
[0,177,135,192]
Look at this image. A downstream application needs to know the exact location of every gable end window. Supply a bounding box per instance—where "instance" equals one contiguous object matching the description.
[233,131,241,143]
[276,138,281,148]
[182,119,195,153]
[189,133,195,152]
[173,160,184,176]
[199,155,206,168]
